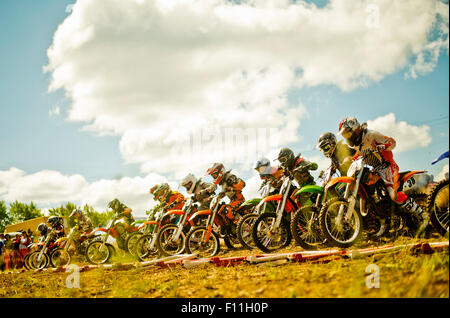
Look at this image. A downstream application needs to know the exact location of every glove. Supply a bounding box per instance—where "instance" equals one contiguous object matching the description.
[376,144,386,152]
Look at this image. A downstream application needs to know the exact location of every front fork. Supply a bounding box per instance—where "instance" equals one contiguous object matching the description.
[336,169,362,230]
[273,182,291,231]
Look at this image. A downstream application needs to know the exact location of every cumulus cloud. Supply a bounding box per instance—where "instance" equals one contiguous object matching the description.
[43,0,448,178]
[436,164,449,181]
[367,113,432,153]
[0,168,170,217]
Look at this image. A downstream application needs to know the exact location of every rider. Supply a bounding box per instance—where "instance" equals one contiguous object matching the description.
[153,183,186,212]
[205,162,246,220]
[277,148,318,207]
[181,173,217,211]
[47,216,65,239]
[315,132,356,177]
[337,116,429,236]
[254,157,284,192]
[69,209,93,234]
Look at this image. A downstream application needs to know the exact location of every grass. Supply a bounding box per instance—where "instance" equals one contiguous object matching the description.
[0,237,448,298]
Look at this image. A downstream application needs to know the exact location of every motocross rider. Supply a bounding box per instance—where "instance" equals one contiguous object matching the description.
[47,216,65,239]
[69,209,93,233]
[254,158,284,193]
[277,148,318,207]
[315,132,356,177]
[153,183,186,212]
[337,116,429,236]
[205,163,246,220]
[181,173,217,211]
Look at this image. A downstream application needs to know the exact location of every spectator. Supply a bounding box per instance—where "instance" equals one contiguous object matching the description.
[3,234,14,271]
[0,234,5,272]
[18,232,31,268]
[13,234,21,269]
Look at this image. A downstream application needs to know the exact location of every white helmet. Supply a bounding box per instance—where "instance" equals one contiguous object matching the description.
[181,173,197,194]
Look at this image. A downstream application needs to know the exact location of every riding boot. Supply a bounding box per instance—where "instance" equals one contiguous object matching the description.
[400,197,429,237]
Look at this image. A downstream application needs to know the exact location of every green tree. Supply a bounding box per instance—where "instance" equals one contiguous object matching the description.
[0,200,12,233]
[79,203,114,228]
[8,201,42,223]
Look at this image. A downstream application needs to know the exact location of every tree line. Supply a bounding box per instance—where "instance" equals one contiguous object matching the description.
[0,200,116,233]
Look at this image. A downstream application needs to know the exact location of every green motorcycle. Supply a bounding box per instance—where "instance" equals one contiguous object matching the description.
[290,166,344,250]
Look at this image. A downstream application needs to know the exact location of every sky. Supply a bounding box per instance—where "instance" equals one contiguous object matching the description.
[0,0,448,217]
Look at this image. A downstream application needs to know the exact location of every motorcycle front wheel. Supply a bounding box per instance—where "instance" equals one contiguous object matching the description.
[27,251,50,270]
[85,241,111,265]
[185,226,220,258]
[156,224,186,257]
[135,234,159,261]
[319,197,363,248]
[427,179,449,237]
[126,232,143,257]
[237,213,259,250]
[290,206,325,250]
[50,248,72,267]
[252,212,292,253]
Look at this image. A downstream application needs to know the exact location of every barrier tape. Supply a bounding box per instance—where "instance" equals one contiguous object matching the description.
[1,241,448,275]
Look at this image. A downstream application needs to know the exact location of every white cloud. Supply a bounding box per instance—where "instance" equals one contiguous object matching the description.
[0,168,170,217]
[436,164,449,181]
[367,113,432,153]
[43,0,448,177]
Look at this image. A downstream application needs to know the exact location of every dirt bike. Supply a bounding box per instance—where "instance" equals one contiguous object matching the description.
[155,198,199,256]
[84,216,139,264]
[426,151,449,236]
[319,153,430,248]
[49,227,101,267]
[26,230,60,270]
[251,175,299,253]
[125,206,165,257]
[184,192,250,257]
[289,165,344,250]
[132,203,189,261]
[236,180,277,250]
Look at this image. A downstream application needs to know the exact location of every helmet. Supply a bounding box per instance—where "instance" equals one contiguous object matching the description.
[69,209,82,219]
[254,158,272,175]
[205,163,225,185]
[338,117,363,147]
[47,216,63,228]
[181,173,197,194]
[149,184,159,195]
[315,132,337,158]
[37,223,49,236]
[154,183,170,201]
[277,148,296,169]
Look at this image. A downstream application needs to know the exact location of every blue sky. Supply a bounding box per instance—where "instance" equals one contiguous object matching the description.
[0,0,448,215]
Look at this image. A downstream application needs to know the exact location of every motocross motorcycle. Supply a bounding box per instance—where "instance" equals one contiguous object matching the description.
[49,227,101,267]
[125,206,164,257]
[236,179,277,250]
[289,165,344,250]
[26,230,60,270]
[84,215,140,265]
[426,151,449,236]
[184,192,250,257]
[319,153,430,248]
[251,175,298,253]
[155,198,198,256]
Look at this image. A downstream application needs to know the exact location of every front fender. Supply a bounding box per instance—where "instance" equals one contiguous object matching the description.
[295,185,324,196]
[325,176,354,190]
[255,194,282,210]
[241,198,261,207]
[188,209,211,223]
